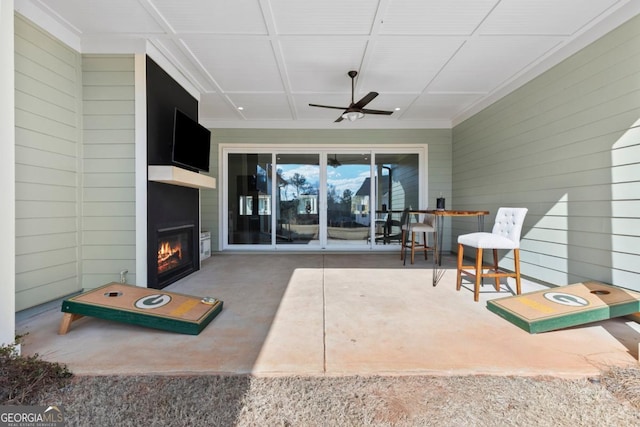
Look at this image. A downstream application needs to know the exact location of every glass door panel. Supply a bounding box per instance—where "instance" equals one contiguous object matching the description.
[372,153,420,247]
[326,153,372,246]
[275,154,320,246]
[227,153,272,245]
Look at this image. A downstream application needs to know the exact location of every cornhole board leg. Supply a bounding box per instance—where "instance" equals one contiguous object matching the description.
[487,281,640,334]
[626,312,640,323]
[628,313,640,362]
[58,313,84,335]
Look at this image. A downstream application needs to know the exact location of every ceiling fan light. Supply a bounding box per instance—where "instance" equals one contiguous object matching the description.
[342,111,364,121]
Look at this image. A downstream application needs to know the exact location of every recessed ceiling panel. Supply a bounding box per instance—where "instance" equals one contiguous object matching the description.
[381,0,499,35]
[183,37,284,92]
[227,93,293,120]
[479,0,621,35]
[153,0,267,34]
[199,92,240,120]
[39,0,164,34]
[428,36,563,92]
[363,37,466,92]
[280,39,369,92]
[151,39,218,93]
[270,0,378,34]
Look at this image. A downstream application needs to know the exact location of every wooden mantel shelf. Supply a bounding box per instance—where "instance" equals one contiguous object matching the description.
[148,165,216,189]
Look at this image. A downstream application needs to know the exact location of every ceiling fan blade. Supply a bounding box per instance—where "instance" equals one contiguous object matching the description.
[361,108,394,115]
[353,92,378,109]
[309,103,348,110]
[334,115,345,123]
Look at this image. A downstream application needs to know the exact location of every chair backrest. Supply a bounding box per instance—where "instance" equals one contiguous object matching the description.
[491,207,528,245]
[375,213,389,223]
[400,208,410,228]
[423,213,435,227]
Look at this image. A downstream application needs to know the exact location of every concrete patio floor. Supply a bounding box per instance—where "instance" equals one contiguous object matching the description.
[16,253,640,378]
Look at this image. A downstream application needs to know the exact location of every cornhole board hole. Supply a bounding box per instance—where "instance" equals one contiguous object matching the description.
[59,283,223,335]
[487,281,640,334]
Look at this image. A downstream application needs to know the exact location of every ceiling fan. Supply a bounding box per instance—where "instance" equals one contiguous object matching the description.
[327,154,341,168]
[309,70,394,122]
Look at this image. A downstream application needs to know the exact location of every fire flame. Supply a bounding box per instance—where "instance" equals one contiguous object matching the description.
[158,240,182,273]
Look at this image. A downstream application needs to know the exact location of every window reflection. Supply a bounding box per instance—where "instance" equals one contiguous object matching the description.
[276,154,320,245]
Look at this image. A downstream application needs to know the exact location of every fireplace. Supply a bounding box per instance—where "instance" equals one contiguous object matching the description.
[155,224,196,288]
[145,58,203,289]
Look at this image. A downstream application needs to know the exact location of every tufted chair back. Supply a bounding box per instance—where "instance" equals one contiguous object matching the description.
[490,207,528,247]
[423,213,436,227]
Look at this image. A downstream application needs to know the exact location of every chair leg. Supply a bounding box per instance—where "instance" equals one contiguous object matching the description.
[514,249,522,295]
[456,243,464,291]
[492,249,500,291]
[400,230,405,260]
[423,232,428,260]
[410,232,416,264]
[474,248,483,302]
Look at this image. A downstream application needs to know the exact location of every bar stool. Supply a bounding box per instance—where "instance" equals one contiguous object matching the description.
[456,207,528,301]
[401,210,437,265]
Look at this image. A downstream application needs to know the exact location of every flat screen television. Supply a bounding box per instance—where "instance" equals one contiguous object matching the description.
[172,108,211,172]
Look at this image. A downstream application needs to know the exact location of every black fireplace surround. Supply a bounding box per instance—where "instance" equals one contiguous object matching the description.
[147,181,200,289]
[146,56,201,289]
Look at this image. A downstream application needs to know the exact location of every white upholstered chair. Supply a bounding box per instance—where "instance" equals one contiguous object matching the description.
[456,207,527,301]
[401,209,437,265]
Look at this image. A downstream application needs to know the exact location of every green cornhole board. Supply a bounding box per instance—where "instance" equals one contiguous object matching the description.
[60,283,223,335]
[487,281,640,334]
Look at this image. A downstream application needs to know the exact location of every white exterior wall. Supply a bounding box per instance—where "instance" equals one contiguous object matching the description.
[452,15,640,291]
[1,2,16,345]
[14,14,82,310]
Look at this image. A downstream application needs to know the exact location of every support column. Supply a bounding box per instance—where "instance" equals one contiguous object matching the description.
[0,2,16,347]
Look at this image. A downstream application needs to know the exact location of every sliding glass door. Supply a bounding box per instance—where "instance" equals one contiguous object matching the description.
[223,147,424,250]
[326,153,372,246]
[227,153,272,245]
[275,154,320,246]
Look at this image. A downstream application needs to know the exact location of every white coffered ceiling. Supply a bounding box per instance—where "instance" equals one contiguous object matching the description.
[15,0,640,129]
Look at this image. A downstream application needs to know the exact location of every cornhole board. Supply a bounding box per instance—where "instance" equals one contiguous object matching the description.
[59,283,223,335]
[487,281,640,334]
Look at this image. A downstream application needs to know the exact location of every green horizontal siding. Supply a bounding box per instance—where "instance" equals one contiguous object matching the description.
[81,55,137,289]
[452,15,640,291]
[14,14,82,310]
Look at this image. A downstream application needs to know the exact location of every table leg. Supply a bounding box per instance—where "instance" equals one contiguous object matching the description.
[433,215,446,286]
[437,215,445,267]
